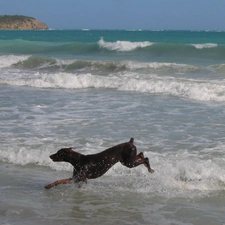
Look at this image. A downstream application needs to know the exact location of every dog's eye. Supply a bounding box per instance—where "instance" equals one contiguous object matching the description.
[58,151,64,156]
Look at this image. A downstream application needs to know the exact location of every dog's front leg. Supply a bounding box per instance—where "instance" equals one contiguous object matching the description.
[44,178,73,189]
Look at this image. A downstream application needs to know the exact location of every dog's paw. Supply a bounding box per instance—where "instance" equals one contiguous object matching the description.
[44,184,52,189]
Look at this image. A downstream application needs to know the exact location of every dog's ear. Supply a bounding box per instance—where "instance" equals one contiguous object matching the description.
[129,138,134,145]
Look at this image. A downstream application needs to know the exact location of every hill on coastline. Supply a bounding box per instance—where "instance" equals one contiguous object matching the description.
[0,15,48,30]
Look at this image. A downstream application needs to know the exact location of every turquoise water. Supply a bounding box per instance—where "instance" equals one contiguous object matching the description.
[1,30,225,225]
[1,30,225,64]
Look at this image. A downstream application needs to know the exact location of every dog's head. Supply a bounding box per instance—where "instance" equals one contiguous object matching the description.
[50,147,73,162]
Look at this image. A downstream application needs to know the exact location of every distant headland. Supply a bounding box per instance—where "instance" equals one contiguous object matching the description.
[0,15,48,30]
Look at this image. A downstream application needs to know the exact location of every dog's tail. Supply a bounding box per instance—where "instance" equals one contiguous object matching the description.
[129,137,134,145]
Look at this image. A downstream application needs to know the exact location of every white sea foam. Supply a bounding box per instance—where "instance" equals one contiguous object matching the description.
[1,72,225,102]
[104,151,225,196]
[98,38,153,51]
[125,61,199,72]
[0,72,121,89]
[118,76,225,102]
[191,43,218,49]
[0,55,30,68]
[0,146,72,171]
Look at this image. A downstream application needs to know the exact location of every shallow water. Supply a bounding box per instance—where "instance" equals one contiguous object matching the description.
[1,87,225,225]
[1,162,225,225]
[1,30,225,224]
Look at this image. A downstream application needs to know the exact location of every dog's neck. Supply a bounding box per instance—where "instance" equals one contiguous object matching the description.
[66,150,83,167]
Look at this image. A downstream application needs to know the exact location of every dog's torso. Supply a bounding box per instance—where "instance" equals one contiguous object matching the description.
[71,142,133,180]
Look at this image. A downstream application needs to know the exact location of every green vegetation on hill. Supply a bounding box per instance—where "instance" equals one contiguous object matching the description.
[0,15,48,30]
[0,15,34,24]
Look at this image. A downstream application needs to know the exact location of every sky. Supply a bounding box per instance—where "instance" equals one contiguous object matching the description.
[1,0,225,30]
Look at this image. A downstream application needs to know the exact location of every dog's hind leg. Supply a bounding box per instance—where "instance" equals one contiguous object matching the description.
[138,152,154,173]
[44,178,73,189]
[122,152,154,173]
[143,156,154,173]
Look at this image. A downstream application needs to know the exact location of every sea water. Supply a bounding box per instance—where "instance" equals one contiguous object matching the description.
[1,30,225,225]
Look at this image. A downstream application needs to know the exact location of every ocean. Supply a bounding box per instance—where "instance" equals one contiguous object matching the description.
[1,30,225,225]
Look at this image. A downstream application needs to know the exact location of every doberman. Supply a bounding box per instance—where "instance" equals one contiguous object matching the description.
[44,138,154,189]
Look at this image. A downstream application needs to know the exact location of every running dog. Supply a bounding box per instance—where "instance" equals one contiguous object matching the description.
[44,138,154,189]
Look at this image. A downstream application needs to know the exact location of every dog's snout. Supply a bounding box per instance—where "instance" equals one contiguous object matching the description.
[50,154,57,161]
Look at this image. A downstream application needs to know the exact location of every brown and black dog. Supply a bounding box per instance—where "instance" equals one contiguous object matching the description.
[45,138,154,189]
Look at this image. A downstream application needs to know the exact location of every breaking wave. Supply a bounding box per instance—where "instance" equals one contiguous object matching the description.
[191,43,218,49]
[98,37,153,51]
[0,38,224,60]
[1,71,225,102]
[1,54,221,74]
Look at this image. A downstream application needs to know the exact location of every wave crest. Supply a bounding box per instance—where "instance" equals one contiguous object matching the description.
[98,38,153,52]
[191,43,218,49]
[0,55,30,68]
[8,55,200,74]
[2,72,225,102]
